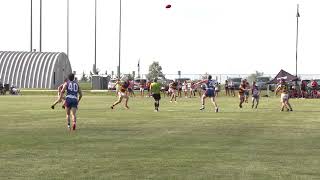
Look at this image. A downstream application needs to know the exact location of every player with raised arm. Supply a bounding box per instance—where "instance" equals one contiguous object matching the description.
[110,80,130,109]
[275,79,293,111]
[150,78,161,112]
[60,74,82,130]
[196,75,219,112]
[51,78,68,109]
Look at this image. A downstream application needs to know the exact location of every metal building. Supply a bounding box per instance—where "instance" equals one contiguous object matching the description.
[0,51,72,89]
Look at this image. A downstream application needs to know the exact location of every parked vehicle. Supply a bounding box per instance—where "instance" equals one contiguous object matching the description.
[228,77,242,90]
[134,79,147,90]
[256,76,271,90]
[107,79,118,90]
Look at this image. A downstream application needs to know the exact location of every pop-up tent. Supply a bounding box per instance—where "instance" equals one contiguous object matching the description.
[268,69,299,84]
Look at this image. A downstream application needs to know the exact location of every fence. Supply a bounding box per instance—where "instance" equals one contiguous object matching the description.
[75,73,320,83]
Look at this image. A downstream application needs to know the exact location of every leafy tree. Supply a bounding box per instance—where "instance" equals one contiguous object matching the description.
[247,71,264,83]
[146,61,165,81]
[80,71,88,82]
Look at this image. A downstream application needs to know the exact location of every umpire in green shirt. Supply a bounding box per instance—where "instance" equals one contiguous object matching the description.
[150,78,161,112]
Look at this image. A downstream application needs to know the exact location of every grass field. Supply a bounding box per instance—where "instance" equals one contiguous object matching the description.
[1,93,320,179]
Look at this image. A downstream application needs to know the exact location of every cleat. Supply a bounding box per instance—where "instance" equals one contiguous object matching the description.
[251,104,254,108]
[125,106,129,109]
[72,124,76,130]
[62,105,65,109]
[215,108,219,113]
[51,105,55,109]
[239,104,242,108]
[170,101,173,103]
[200,107,205,111]
[290,109,293,111]
[67,125,71,130]
[110,105,114,109]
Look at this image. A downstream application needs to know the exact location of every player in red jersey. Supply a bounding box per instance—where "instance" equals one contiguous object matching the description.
[51,78,68,109]
[111,80,130,109]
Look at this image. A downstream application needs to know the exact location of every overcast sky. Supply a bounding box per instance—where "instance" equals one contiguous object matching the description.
[0,0,319,77]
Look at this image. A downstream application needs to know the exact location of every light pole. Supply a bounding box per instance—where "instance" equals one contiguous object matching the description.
[295,4,300,77]
[39,0,42,52]
[30,0,33,52]
[118,0,122,78]
[94,0,97,74]
[67,0,69,57]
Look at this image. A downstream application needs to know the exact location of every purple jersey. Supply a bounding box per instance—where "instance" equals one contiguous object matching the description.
[66,81,79,98]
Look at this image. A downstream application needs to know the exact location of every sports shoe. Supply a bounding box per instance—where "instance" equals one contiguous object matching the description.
[62,105,65,109]
[51,105,55,109]
[239,104,242,108]
[72,124,76,130]
[110,105,114,109]
[215,108,219,113]
[67,125,71,130]
[200,107,205,111]
[125,106,129,109]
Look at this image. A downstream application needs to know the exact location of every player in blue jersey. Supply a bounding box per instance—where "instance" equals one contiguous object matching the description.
[195,75,219,112]
[59,73,83,130]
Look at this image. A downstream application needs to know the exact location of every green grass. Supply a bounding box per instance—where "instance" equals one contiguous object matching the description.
[1,94,320,179]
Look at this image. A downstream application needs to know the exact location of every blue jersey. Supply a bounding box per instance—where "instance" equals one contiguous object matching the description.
[206,79,216,90]
[66,81,79,98]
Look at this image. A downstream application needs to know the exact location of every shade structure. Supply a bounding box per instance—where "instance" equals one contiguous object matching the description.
[0,51,72,89]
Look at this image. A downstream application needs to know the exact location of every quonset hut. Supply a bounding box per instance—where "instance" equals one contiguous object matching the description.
[0,51,72,89]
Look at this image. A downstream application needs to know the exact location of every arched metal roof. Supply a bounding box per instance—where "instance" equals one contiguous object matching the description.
[0,51,72,89]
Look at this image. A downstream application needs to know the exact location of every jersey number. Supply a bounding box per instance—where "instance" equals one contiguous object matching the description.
[68,83,78,92]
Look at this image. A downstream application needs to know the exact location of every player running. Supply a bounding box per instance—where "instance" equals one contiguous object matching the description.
[251,81,260,109]
[238,80,246,108]
[59,74,82,130]
[150,78,161,112]
[275,79,293,111]
[110,80,130,109]
[196,75,219,112]
[51,78,68,109]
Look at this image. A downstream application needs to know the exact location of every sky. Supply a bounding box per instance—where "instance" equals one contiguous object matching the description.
[0,0,319,77]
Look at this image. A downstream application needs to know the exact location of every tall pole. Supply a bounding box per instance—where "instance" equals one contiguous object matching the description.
[94,0,97,74]
[118,0,122,78]
[67,0,69,57]
[30,0,33,52]
[39,0,42,52]
[295,4,300,77]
